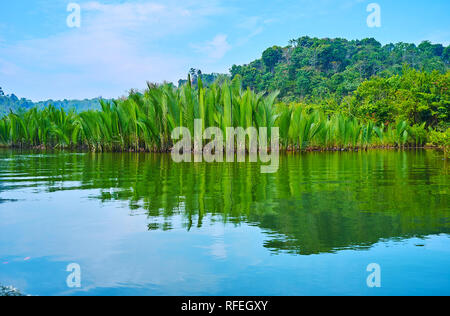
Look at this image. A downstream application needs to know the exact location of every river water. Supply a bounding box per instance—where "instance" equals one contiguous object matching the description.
[0,149,448,295]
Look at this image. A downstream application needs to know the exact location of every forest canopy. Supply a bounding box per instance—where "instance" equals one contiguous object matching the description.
[230,37,449,103]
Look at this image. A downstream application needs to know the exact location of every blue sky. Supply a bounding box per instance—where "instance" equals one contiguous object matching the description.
[0,0,449,101]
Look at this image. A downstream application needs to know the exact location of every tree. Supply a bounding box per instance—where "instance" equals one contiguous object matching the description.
[10,94,18,102]
[0,87,4,96]
[350,66,449,127]
[443,46,450,64]
[262,46,283,71]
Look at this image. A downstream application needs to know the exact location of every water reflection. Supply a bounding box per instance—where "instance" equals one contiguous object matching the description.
[0,149,447,255]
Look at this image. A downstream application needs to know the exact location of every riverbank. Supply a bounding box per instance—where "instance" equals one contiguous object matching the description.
[1,81,448,154]
[0,143,446,154]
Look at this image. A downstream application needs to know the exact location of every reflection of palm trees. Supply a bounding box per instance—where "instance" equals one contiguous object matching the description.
[0,150,448,255]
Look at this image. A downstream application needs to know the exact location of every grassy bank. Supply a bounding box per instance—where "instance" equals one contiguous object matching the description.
[0,78,448,153]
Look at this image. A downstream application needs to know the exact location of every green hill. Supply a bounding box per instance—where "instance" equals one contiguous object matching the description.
[230,37,449,102]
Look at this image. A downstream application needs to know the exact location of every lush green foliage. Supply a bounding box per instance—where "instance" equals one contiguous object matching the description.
[230,37,449,103]
[349,66,449,128]
[428,128,449,149]
[0,77,437,152]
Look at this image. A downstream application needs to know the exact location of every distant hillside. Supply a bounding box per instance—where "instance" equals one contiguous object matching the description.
[230,37,449,102]
[0,87,103,116]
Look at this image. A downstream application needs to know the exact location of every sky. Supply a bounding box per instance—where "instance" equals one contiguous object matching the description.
[0,0,449,101]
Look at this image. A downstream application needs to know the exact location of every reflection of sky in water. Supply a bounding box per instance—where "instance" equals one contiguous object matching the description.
[0,150,449,295]
[0,185,448,296]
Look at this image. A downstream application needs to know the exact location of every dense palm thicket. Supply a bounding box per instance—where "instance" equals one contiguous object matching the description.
[0,75,443,152]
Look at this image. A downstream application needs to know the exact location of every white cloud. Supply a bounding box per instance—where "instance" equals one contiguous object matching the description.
[238,16,264,38]
[192,34,232,60]
[80,1,205,36]
[234,16,277,46]
[0,0,226,100]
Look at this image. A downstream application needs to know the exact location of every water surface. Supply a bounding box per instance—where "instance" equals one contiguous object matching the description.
[0,149,448,295]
